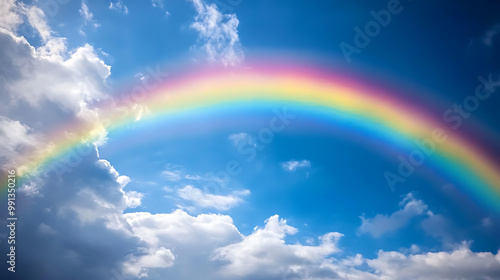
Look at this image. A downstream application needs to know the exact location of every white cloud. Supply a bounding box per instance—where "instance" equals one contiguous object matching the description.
[59,159,143,229]
[121,209,242,278]
[3,2,500,280]
[214,214,342,278]
[367,244,500,280]
[79,1,92,22]
[10,42,109,110]
[0,117,40,168]
[0,3,113,172]
[10,146,145,279]
[79,1,99,32]
[228,132,255,147]
[163,186,174,192]
[12,153,500,280]
[0,3,110,131]
[359,193,427,237]
[160,164,219,183]
[121,211,500,280]
[0,0,19,29]
[123,190,144,208]
[177,185,249,211]
[18,181,42,197]
[280,159,311,172]
[24,5,52,42]
[161,169,183,181]
[109,1,128,15]
[152,0,165,9]
[189,0,244,65]
[185,174,202,180]
[421,211,455,248]
[123,247,175,278]
[214,219,500,280]
[410,244,420,253]
[124,210,241,248]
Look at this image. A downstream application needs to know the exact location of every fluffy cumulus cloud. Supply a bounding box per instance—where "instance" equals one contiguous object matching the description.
[0,0,22,32]
[359,193,428,237]
[0,1,112,172]
[189,0,244,65]
[121,210,242,279]
[367,244,500,280]
[0,3,136,279]
[0,146,145,280]
[0,1,128,177]
[214,215,342,279]
[123,247,175,278]
[123,212,500,280]
[210,218,500,280]
[8,41,109,109]
[3,155,500,280]
[0,117,40,168]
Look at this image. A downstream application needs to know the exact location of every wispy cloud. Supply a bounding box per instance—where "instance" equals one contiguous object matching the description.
[23,5,52,42]
[151,0,164,9]
[421,211,455,248]
[481,217,492,228]
[189,0,244,65]
[228,132,255,147]
[160,164,204,182]
[160,169,183,181]
[79,0,99,34]
[483,24,500,47]
[280,159,311,172]
[177,185,249,211]
[109,1,128,15]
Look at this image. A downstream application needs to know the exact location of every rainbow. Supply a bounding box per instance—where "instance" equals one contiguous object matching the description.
[7,61,500,214]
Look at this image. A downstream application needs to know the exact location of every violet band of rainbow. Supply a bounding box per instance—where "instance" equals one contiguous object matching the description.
[7,63,500,214]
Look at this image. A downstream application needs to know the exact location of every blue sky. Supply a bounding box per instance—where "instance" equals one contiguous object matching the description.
[1,0,500,279]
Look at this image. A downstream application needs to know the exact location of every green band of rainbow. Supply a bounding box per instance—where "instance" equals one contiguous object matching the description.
[6,62,500,214]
